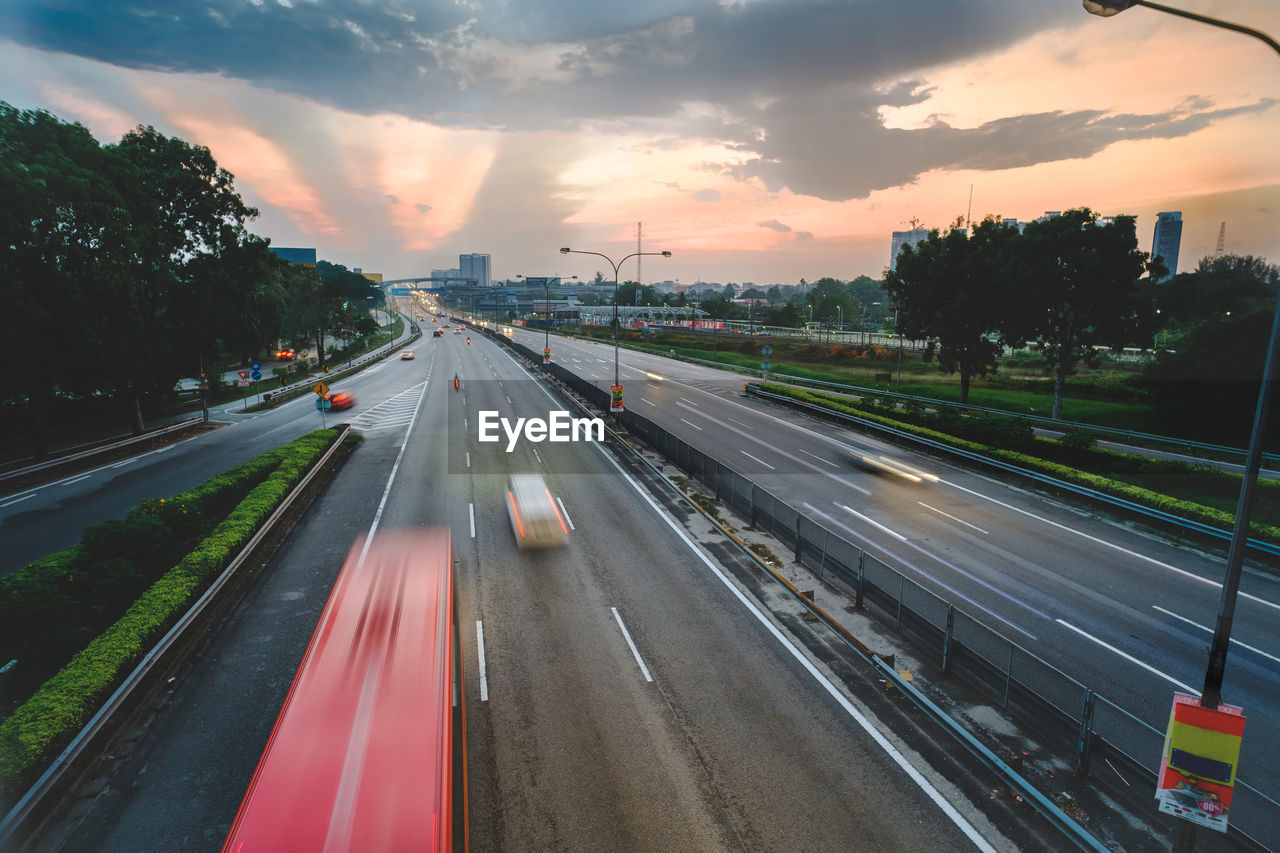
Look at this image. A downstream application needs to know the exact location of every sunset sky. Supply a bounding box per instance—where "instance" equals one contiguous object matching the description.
[2,0,1276,285]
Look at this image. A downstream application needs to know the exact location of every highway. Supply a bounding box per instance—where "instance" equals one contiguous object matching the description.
[48,328,1045,851]
[502,321,1280,835]
[9,313,1278,848]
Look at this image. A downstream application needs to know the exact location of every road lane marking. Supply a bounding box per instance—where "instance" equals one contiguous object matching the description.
[533,448,543,465]
[1055,619,1198,695]
[944,480,1280,615]
[727,417,754,430]
[797,448,838,468]
[110,458,138,469]
[680,398,698,407]
[804,502,1038,641]
[466,452,471,468]
[356,376,433,561]
[476,621,490,701]
[470,503,476,538]
[557,498,575,530]
[56,474,92,486]
[1152,605,1280,666]
[641,397,656,406]
[679,418,703,431]
[740,450,775,470]
[0,493,37,508]
[611,607,654,683]
[594,449,998,850]
[836,503,906,541]
[918,502,989,535]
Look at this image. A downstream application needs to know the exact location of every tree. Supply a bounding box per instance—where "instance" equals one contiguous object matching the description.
[1005,209,1159,419]
[1156,254,1279,330]
[885,218,1017,403]
[766,285,783,304]
[97,125,260,433]
[763,304,806,328]
[722,283,738,301]
[0,104,135,456]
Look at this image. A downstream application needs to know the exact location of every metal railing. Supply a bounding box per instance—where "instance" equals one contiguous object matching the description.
[482,325,1276,850]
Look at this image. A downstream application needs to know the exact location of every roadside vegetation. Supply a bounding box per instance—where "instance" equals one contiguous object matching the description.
[0,429,343,802]
[1,103,386,458]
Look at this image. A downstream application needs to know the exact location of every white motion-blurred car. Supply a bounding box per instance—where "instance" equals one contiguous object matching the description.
[506,474,568,549]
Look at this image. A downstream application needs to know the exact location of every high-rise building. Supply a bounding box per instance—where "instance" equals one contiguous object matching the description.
[1152,211,1182,283]
[459,253,492,287]
[889,229,929,271]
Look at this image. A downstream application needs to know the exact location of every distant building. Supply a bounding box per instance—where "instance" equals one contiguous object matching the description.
[460,253,492,287]
[271,247,317,267]
[1152,211,1183,283]
[889,229,929,271]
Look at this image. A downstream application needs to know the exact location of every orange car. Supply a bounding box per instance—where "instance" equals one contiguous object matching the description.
[316,391,355,411]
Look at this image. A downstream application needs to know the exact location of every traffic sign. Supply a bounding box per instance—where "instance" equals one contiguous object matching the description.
[250,370,261,381]
[313,381,330,397]
[761,345,773,356]
[761,361,772,371]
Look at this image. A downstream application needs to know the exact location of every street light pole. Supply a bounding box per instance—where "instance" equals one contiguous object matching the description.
[560,247,672,394]
[1083,2,1277,849]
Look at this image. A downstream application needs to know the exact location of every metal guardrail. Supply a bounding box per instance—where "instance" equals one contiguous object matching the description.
[482,324,1276,850]
[0,426,352,850]
[744,383,1280,560]
[560,329,1275,468]
[479,325,1113,851]
[0,418,204,490]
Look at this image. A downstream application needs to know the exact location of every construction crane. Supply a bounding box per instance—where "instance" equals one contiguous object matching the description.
[1216,221,1226,254]
[898,217,923,231]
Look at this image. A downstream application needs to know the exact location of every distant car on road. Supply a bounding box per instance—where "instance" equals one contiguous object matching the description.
[400,351,415,360]
[432,329,443,338]
[276,349,295,361]
[316,391,355,411]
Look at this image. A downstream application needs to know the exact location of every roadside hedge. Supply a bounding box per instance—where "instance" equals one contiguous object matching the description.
[754,383,1280,546]
[0,429,337,802]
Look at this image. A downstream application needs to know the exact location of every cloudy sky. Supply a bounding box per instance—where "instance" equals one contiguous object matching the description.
[2,0,1276,285]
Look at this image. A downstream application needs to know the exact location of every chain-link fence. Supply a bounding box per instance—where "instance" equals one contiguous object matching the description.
[489,326,1278,850]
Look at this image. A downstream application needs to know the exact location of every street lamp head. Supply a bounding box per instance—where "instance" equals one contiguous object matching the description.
[1083,0,1136,16]
[661,251,672,257]
[560,247,571,254]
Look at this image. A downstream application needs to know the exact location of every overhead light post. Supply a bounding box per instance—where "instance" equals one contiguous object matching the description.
[1083,2,1277,848]
[560,247,672,409]
[518,273,577,365]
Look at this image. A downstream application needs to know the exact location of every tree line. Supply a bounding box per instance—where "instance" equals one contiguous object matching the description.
[0,104,383,457]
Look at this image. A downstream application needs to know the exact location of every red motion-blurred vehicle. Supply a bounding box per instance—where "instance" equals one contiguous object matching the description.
[222,529,462,853]
[316,390,356,411]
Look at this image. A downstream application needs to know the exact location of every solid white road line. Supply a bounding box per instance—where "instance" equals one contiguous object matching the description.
[1055,618,1199,695]
[557,497,576,530]
[918,502,989,535]
[1153,605,1280,666]
[476,621,490,701]
[611,607,654,683]
[740,450,776,470]
[593,441,998,852]
[0,493,36,508]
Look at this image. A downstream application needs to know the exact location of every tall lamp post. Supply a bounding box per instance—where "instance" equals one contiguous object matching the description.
[560,247,672,407]
[1083,2,1277,849]
[517,273,577,365]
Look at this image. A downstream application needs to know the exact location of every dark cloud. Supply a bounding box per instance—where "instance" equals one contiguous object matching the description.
[4,0,1267,205]
[690,188,720,202]
[416,203,432,213]
[759,220,791,233]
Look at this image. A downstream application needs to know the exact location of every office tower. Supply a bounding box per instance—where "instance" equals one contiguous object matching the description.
[459,253,492,287]
[1152,212,1182,283]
